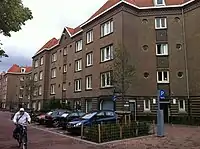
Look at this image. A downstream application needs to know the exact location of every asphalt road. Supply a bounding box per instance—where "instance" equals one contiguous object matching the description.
[1,111,200,149]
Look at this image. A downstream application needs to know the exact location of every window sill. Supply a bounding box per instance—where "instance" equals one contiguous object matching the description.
[144,110,151,113]
[100,86,113,89]
[50,93,55,95]
[100,59,113,64]
[85,88,92,91]
[74,90,81,93]
[100,32,113,39]
[156,54,168,56]
[157,81,169,84]
[75,50,82,53]
[155,27,167,30]
[75,70,82,73]
[178,110,187,114]
[86,41,93,45]
[86,64,93,68]
[51,77,56,79]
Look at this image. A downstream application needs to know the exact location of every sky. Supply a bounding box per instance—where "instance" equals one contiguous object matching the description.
[0,0,107,72]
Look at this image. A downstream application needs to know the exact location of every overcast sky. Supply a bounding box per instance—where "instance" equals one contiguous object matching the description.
[0,0,107,72]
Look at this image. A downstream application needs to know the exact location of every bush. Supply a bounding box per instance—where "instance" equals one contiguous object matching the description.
[83,121,151,143]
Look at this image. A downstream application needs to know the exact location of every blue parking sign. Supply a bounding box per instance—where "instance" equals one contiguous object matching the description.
[159,90,165,99]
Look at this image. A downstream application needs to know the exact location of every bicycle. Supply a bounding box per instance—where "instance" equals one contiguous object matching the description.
[16,124,28,149]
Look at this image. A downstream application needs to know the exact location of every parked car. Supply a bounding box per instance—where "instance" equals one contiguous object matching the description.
[59,111,85,129]
[66,110,117,134]
[35,112,51,125]
[44,109,70,127]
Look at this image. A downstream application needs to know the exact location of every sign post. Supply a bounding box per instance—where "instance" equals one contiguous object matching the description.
[157,90,165,137]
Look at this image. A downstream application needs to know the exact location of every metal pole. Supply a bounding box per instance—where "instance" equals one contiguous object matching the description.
[157,90,164,137]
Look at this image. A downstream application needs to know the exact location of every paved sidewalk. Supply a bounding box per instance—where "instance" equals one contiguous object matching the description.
[1,111,200,149]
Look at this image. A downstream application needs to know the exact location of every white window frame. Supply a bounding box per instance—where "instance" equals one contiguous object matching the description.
[86,30,93,44]
[40,56,44,65]
[101,20,113,37]
[39,71,43,80]
[154,0,165,5]
[20,77,24,81]
[34,73,38,82]
[144,99,151,111]
[21,68,26,73]
[52,53,57,62]
[63,82,66,91]
[86,75,92,90]
[50,84,55,94]
[101,71,112,88]
[86,52,93,66]
[156,44,168,56]
[63,47,67,55]
[101,45,113,62]
[34,60,39,68]
[51,68,56,78]
[155,18,167,29]
[75,40,82,52]
[63,64,67,73]
[75,79,81,92]
[38,86,42,95]
[75,59,82,72]
[178,99,186,112]
[157,71,169,83]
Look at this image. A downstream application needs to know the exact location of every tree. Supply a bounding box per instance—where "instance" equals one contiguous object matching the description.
[0,0,33,59]
[25,78,38,104]
[111,43,135,110]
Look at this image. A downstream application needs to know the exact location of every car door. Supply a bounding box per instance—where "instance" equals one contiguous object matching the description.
[93,111,106,124]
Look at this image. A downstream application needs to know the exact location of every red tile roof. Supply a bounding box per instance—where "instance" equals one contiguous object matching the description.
[36,38,59,54]
[65,0,193,37]
[7,64,32,73]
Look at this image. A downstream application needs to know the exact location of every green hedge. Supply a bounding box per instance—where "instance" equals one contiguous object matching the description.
[83,121,151,143]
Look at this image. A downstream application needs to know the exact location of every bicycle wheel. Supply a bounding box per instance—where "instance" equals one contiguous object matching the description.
[21,136,27,149]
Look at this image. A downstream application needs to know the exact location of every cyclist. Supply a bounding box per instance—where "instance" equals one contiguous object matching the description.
[12,108,31,144]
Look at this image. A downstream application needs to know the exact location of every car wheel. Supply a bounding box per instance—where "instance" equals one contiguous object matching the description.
[53,120,59,127]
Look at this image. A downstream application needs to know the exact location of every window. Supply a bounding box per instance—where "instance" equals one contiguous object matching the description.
[75,59,82,72]
[157,71,169,83]
[20,77,24,81]
[63,47,67,55]
[63,64,67,73]
[144,99,150,111]
[86,100,92,113]
[86,30,93,44]
[179,99,186,112]
[75,79,81,92]
[50,84,55,94]
[101,45,113,62]
[40,56,44,65]
[101,71,112,88]
[63,82,66,91]
[101,20,113,37]
[51,68,56,78]
[156,44,168,55]
[28,95,30,100]
[155,18,167,29]
[33,88,38,96]
[38,86,42,95]
[21,68,26,73]
[154,0,165,5]
[75,40,82,52]
[34,73,38,82]
[39,71,43,80]
[34,60,38,68]
[52,52,57,62]
[86,75,92,90]
[86,52,93,66]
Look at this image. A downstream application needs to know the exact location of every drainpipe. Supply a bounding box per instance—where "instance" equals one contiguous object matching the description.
[181,8,190,117]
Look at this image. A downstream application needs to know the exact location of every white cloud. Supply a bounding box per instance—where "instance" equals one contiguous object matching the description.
[0,0,107,59]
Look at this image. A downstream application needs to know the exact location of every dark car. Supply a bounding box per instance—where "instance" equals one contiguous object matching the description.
[59,111,85,129]
[35,111,52,125]
[66,110,117,134]
[44,109,70,127]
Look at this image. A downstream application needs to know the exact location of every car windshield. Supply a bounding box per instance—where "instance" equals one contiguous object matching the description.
[81,112,97,120]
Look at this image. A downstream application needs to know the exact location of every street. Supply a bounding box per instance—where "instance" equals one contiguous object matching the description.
[1,111,200,149]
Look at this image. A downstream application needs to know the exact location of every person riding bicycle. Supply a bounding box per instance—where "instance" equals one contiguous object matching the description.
[12,108,31,141]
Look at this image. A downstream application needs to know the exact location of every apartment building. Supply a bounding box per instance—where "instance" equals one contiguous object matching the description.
[0,64,32,110]
[31,0,200,121]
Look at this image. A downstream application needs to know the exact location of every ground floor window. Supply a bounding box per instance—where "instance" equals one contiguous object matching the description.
[85,99,92,113]
[178,99,186,112]
[38,101,41,111]
[144,99,150,111]
[32,102,36,110]
[74,100,81,110]
[100,100,114,110]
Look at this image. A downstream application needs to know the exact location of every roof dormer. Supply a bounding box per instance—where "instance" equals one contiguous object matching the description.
[154,0,165,6]
[21,68,26,73]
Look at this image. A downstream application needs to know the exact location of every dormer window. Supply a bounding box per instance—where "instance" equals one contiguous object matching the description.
[21,68,26,73]
[154,0,165,5]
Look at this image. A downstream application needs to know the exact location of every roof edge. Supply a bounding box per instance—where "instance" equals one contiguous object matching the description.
[6,71,32,75]
[80,0,195,28]
[65,27,83,38]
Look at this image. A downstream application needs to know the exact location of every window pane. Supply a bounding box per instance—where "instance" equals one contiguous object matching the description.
[161,18,166,27]
[158,72,162,81]
[163,72,168,81]
[180,100,184,109]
